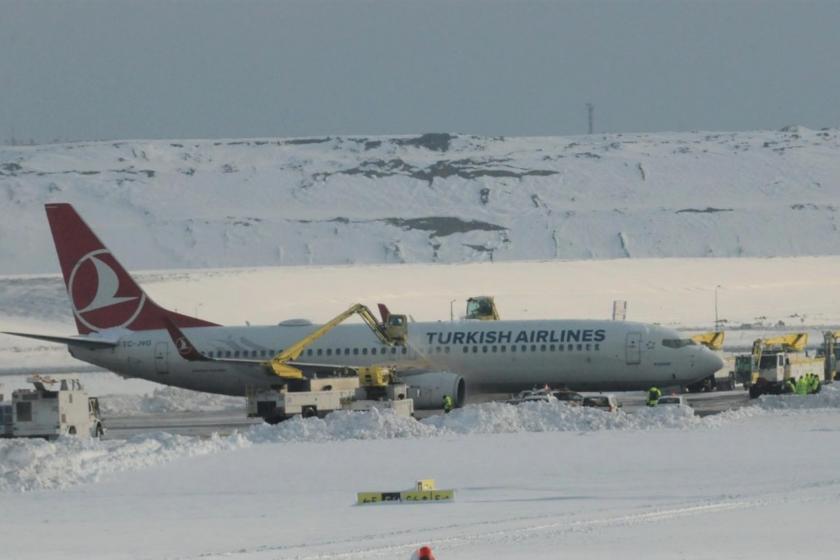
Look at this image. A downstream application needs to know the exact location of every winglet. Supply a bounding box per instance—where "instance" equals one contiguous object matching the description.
[162,316,209,361]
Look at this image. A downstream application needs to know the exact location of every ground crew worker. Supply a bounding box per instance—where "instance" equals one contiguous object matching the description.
[411,545,436,560]
[646,386,662,407]
[795,376,809,396]
[442,394,454,413]
[784,377,796,394]
[808,373,821,394]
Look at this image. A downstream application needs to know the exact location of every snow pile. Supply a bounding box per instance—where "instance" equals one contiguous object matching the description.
[753,383,840,411]
[249,407,439,443]
[8,394,840,493]
[99,386,244,416]
[423,400,702,433]
[0,432,249,492]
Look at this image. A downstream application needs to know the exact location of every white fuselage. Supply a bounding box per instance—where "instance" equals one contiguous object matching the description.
[67,319,723,396]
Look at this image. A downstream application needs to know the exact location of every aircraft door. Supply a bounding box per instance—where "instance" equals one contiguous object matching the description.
[155,342,169,375]
[625,332,641,365]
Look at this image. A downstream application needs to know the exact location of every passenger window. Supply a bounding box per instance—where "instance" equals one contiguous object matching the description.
[558,345,564,352]
[577,344,583,351]
[353,348,359,355]
[530,345,537,352]
[316,349,322,356]
[500,345,506,352]
[482,346,488,353]
[586,344,591,351]
[540,344,546,352]
[234,351,240,358]
[401,347,407,354]
[225,351,231,358]
[472,346,478,353]
[511,345,517,352]
[436,346,441,354]
[371,348,377,355]
[326,349,332,356]
[345,348,350,355]
[594,343,600,351]
[549,344,555,351]
[445,346,450,353]
[492,345,497,353]
[391,347,397,354]
[463,346,469,353]
[567,344,573,351]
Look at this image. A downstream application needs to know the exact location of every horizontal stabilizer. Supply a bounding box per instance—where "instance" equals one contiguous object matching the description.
[2,331,120,348]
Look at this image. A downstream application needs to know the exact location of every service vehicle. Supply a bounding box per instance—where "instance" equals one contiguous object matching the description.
[247,372,414,423]
[736,334,824,398]
[582,394,620,412]
[656,395,688,406]
[552,389,584,406]
[8,377,103,439]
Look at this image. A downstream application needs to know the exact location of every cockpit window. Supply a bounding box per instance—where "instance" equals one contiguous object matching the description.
[661,338,697,349]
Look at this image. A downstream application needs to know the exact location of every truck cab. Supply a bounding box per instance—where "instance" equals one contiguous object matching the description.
[10,378,103,439]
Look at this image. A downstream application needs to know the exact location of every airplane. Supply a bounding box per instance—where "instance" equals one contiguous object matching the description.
[4,203,724,409]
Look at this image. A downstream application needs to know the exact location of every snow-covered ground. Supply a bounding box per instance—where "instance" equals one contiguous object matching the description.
[2,392,840,559]
[3,128,840,274]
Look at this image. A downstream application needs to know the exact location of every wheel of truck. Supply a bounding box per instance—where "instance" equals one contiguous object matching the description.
[68,426,77,435]
[95,424,104,439]
[301,406,317,418]
[262,413,285,425]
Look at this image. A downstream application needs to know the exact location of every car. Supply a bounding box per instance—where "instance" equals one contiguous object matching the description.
[551,390,584,406]
[656,395,688,406]
[506,387,558,405]
[518,393,558,404]
[582,394,619,412]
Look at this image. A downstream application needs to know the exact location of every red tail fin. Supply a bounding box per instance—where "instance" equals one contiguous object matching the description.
[45,203,218,334]
[377,303,391,323]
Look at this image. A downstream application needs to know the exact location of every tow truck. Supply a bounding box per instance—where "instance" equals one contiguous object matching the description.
[1,376,103,439]
[736,333,824,398]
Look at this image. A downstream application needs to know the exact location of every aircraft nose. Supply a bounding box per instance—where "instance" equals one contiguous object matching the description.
[701,349,724,373]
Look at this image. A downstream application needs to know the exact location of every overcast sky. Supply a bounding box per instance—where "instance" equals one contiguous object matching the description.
[2,0,839,143]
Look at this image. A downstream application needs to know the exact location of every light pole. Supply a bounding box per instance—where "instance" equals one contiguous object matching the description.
[714,285,722,330]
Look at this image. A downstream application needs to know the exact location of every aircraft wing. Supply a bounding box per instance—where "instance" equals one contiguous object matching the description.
[2,331,120,349]
[0,365,107,377]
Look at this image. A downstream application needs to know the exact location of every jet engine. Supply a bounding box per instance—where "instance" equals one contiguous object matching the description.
[404,372,466,409]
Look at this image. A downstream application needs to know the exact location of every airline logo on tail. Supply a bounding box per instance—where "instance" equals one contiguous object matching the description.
[46,203,218,334]
[69,249,146,331]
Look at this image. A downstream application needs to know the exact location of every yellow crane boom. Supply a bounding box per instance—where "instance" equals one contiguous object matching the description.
[690,331,725,351]
[270,303,406,379]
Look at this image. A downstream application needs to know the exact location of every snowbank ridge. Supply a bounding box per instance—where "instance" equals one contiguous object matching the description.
[4,387,840,493]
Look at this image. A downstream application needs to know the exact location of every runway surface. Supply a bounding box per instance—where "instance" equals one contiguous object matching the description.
[101,389,751,439]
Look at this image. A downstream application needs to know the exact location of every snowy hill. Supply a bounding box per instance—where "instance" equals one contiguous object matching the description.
[2,127,840,274]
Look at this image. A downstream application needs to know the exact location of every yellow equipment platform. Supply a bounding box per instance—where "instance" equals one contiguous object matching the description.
[357,479,454,504]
